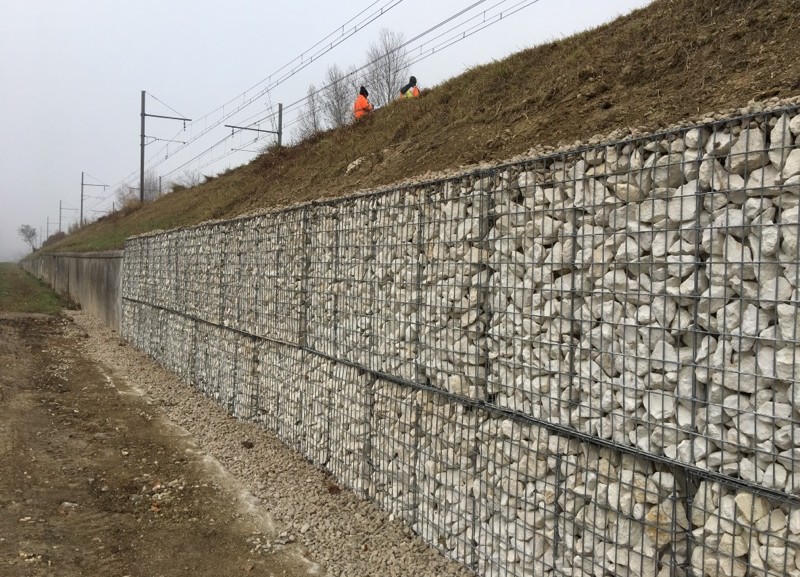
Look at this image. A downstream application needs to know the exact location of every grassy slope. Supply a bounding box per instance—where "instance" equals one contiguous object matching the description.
[0,263,66,314]
[51,0,800,253]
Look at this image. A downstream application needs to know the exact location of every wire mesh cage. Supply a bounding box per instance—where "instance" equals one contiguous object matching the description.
[120,103,800,577]
[369,380,419,520]
[306,204,340,357]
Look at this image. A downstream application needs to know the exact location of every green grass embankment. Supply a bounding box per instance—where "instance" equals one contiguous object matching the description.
[0,263,66,314]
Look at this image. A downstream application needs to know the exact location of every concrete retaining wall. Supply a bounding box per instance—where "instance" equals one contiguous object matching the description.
[21,251,124,331]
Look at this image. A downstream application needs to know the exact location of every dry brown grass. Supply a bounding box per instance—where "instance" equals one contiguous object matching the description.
[49,0,800,252]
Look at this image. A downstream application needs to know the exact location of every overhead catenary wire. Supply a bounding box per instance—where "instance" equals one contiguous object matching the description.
[92,0,541,215]
[246,0,492,125]
[87,0,404,213]
[160,0,542,180]
[161,0,514,179]
[180,0,524,144]
[87,96,190,210]
[147,92,190,122]
[150,0,485,173]
[405,0,541,67]
[82,172,107,186]
[173,0,396,135]
[141,0,405,170]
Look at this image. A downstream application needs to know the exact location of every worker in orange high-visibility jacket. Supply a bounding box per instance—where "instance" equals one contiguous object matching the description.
[399,76,420,99]
[354,86,374,119]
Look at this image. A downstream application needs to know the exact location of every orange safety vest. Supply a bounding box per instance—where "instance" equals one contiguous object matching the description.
[354,94,373,119]
[401,86,420,99]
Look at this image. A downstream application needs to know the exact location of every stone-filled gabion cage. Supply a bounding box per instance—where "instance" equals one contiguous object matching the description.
[122,103,800,577]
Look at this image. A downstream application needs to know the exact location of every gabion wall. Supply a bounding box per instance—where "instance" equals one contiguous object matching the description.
[122,104,800,577]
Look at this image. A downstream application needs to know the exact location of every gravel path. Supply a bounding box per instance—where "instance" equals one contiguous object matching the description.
[71,310,471,577]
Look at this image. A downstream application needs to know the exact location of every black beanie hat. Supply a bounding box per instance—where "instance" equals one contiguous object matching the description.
[360,86,368,97]
[409,76,417,85]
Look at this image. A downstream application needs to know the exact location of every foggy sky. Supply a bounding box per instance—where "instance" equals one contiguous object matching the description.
[0,0,651,262]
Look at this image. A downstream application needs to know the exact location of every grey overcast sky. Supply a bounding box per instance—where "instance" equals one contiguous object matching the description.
[0,0,651,262]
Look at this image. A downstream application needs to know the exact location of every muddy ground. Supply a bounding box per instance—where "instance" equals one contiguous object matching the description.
[0,312,318,577]
[0,311,469,577]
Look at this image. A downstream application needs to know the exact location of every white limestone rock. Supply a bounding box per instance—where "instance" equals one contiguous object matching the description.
[781,149,800,180]
[770,114,794,170]
[776,347,800,381]
[706,131,736,157]
[685,128,709,149]
[727,127,769,175]
[667,180,700,222]
[610,181,646,202]
[785,174,800,195]
[790,114,800,136]
[682,147,703,181]
[652,153,686,188]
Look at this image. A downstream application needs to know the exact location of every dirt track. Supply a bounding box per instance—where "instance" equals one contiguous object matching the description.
[0,312,317,576]
[0,311,469,577]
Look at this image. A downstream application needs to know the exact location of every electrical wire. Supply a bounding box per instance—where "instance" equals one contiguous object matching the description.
[405,0,535,59]
[82,172,108,187]
[91,0,541,214]
[224,0,536,137]
[247,0,491,124]
[142,0,404,170]
[162,0,501,178]
[161,0,543,181]
[147,92,190,121]
[87,0,403,212]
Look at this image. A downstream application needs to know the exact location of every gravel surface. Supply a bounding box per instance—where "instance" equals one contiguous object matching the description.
[2,312,329,576]
[71,310,471,577]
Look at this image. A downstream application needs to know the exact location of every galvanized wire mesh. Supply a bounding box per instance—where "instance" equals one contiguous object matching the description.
[121,104,800,577]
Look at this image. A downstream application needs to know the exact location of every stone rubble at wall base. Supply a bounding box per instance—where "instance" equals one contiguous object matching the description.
[122,101,800,577]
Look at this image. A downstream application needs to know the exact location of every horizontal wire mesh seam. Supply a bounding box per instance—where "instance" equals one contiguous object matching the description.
[119,103,800,577]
